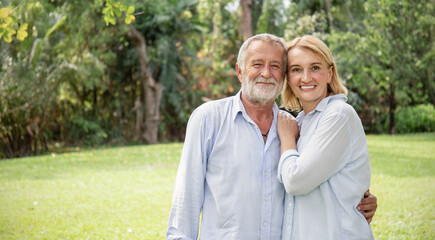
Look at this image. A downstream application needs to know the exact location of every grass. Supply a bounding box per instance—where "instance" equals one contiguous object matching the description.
[367,133,435,239]
[0,144,182,239]
[0,133,434,239]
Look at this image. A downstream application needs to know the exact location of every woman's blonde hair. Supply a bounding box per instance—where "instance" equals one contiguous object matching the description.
[281,35,348,112]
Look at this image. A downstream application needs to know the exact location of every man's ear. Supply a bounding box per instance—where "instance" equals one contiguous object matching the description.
[236,64,243,83]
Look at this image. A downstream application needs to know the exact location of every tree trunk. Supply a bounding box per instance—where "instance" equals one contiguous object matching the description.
[134,97,143,141]
[388,82,396,134]
[241,0,253,40]
[324,0,334,31]
[127,24,162,144]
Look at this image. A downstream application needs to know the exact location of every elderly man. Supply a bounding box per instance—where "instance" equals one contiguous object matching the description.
[166,33,376,240]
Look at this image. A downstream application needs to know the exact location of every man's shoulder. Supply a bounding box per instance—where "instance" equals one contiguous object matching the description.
[187,95,237,132]
[194,95,236,115]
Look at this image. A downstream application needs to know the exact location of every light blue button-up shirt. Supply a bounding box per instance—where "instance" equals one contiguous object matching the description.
[278,94,374,240]
[167,91,285,240]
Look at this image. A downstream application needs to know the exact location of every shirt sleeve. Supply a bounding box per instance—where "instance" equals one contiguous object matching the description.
[167,108,211,240]
[278,107,354,195]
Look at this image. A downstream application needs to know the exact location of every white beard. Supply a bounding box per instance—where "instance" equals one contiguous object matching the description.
[241,74,283,105]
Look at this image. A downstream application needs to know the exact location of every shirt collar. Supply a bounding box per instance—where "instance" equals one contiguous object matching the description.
[232,91,245,121]
[300,93,347,116]
[232,90,279,122]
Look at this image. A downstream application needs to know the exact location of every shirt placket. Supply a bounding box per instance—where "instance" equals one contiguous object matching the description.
[260,147,272,240]
[285,195,295,238]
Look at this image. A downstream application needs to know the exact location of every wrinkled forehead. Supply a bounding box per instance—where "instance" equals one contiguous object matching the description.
[247,39,285,53]
[246,40,286,62]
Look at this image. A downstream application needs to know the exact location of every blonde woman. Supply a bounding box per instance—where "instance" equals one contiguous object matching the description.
[277,35,374,239]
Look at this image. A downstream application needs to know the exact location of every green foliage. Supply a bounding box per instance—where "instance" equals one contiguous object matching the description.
[288,0,435,133]
[0,39,60,158]
[195,0,242,103]
[334,0,435,133]
[130,0,205,140]
[97,0,136,25]
[67,117,108,146]
[1,0,434,158]
[0,0,130,157]
[256,0,287,36]
[283,8,328,40]
[0,4,28,42]
[395,104,435,133]
[1,135,434,239]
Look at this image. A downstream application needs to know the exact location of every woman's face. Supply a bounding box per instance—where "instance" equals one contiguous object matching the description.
[287,47,332,113]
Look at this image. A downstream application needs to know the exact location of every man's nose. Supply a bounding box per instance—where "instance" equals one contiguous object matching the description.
[261,65,272,79]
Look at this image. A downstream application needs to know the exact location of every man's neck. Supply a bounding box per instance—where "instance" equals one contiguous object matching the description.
[240,94,274,133]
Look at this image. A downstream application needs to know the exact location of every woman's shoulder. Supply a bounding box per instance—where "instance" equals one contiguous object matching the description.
[325,96,359,119]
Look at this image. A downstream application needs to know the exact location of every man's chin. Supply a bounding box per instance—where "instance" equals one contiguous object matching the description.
[250,95,277,105]
[241,84,281,105]
[256,91,280,102]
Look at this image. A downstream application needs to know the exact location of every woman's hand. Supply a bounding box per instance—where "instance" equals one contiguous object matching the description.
[277,112,299,154]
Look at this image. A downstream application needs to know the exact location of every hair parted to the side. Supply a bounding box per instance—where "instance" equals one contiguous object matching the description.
[280,35,348,112]
[237,33,287,78]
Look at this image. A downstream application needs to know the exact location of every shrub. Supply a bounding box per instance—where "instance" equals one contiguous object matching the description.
[395,104,435,133]
[66,117,108,146]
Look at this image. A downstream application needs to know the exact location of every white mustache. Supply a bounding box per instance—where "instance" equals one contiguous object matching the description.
[254,77,277,85]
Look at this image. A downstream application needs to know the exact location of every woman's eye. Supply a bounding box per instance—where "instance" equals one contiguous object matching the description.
[292,68,301,72]
[312,66,320,70]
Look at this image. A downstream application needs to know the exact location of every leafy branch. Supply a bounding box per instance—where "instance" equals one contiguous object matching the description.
[0,5,28,43]
[96,0,136,25]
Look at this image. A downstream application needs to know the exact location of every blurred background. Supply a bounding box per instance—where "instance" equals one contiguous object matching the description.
[1,0,434,159]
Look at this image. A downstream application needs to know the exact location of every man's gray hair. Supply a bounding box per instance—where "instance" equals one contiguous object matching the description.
[237,33,287,77]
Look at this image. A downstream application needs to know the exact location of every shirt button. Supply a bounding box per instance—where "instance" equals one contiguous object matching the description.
[264,171,268,176]
[263,222,268,226]
[264,197,268,201]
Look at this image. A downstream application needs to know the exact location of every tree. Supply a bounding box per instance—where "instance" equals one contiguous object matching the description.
[98,0,162,143]
[283,0,434,134]
[329,0,434,134]
[0,0,127,157]
[126,24,162,143]
[256,0,287,36]
[241,0,253,40]
[130,0,203,142]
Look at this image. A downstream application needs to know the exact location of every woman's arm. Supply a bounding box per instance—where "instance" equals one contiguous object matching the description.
[278,107,357,195]
[277,112,299,154]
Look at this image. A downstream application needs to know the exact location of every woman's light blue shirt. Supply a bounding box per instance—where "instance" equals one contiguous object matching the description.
[278,94,374,240]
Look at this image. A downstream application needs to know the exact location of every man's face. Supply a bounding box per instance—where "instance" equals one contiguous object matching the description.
[239,41,285,105]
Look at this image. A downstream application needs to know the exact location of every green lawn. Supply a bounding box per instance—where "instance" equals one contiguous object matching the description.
[0,133,434,239]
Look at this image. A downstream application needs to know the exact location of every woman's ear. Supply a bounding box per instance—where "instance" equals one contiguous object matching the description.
[327,66,333,84]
